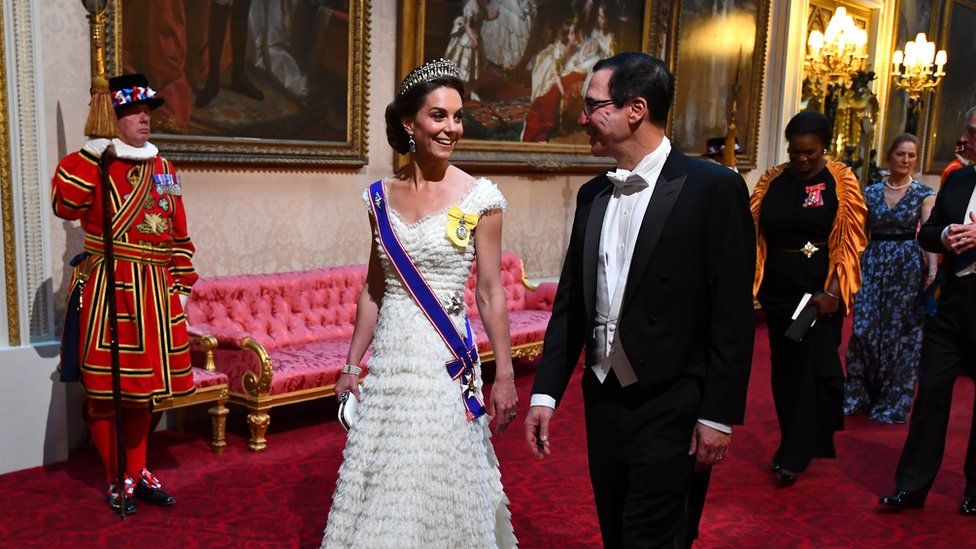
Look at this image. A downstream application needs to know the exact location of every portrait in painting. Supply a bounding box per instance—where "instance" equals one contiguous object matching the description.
[925,0,976,173]
[881,0,935,151]
[419,0,647,152]
[670,0,768,169]
[112,0,368,166]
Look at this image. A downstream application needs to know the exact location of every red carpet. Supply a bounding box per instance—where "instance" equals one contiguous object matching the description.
[2,321,975,547]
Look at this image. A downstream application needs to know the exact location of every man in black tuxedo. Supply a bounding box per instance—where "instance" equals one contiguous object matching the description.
[523,52,756,547]
[882,106,976,516]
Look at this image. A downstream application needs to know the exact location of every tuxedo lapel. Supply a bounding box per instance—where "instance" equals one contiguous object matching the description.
[953,170,976,223]
[622,151,688,310]
[583,180,613,322]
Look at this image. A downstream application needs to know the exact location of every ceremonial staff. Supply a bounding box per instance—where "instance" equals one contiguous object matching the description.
[81,0,127,519]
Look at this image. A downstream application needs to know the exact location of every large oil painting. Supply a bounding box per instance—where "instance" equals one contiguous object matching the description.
[925,0,976,173]
[670,0,769,169]
[881,0,935,155]
[107,0,369,166]
[401,0,653,170]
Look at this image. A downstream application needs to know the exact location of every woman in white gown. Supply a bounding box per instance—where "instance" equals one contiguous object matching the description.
[322,59,518,548]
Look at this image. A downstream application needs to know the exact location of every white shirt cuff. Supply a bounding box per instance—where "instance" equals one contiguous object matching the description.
[942,226,952,249]
[530,394,557,409]
[698,419,732,434]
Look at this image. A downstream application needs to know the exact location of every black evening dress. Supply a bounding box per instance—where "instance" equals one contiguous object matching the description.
[758,166,844,473]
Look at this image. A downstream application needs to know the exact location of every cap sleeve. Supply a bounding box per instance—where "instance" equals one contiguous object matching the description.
[914,180,936,199]
[362,186,374,215]
[467,178,507,216]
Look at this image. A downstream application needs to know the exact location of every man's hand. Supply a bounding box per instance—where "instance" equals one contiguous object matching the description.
[946,212,976,254]
[689,422,731,471]
[524,405,553,459]
[83,138,112,156]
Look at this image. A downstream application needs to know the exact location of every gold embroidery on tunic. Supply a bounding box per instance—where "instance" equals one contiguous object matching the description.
[127,164,144,186]
[136,213,169,235]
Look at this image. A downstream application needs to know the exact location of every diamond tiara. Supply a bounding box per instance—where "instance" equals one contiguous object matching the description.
[397,58,462,96]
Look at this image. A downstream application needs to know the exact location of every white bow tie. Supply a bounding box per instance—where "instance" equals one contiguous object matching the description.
[606,169,647,190]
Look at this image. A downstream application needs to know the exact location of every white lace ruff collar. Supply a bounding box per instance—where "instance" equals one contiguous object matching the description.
[112,138,158,161]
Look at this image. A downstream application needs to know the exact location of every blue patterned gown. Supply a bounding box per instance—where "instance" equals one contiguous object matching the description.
[844,181,935,423]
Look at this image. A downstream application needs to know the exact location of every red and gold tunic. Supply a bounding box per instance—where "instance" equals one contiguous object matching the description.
[52,145,198,403]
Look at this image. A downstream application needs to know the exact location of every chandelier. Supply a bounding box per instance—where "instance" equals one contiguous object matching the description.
[891,32,947,100]
[804,7,868,89]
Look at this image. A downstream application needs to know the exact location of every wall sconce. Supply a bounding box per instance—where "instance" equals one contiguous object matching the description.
[891,32,947,135]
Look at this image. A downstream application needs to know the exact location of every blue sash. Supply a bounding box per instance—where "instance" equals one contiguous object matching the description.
[368,181,486,420]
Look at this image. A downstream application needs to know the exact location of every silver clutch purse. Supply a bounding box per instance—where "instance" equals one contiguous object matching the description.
[338,391,359,432]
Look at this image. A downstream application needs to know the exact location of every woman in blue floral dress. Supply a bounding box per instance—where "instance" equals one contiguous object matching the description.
[844,134,938,423]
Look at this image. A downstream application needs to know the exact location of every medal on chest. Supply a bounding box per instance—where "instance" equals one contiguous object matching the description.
[446,205,479,248]
[153,173,182,196]
[803,183,826,208]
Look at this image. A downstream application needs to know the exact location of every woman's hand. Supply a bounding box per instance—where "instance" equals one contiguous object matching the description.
[923,271,937,290]
[810,292,840,316]
[335,373,361,399]
[487,376,518,435]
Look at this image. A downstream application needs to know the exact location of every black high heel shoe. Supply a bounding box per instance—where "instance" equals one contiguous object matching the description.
[776,468,798,485]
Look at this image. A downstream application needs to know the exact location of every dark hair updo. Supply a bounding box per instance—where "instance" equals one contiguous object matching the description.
[385,76,466,154]
[784,110,832,148]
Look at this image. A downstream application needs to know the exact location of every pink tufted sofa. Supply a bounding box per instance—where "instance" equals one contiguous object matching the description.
[185,252,556,451]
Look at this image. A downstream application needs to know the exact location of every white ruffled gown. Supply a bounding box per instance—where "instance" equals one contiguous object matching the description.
[322,178,517,548]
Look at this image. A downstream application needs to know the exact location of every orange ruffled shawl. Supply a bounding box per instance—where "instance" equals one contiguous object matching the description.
[750,161,868,312]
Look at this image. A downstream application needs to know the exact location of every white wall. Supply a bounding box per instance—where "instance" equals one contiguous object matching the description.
[0,344,86,475]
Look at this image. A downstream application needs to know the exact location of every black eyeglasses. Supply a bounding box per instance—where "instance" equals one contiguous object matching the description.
[582,98,615,117]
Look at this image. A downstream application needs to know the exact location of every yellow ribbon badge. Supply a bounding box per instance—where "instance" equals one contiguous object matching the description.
[446,205,479,247]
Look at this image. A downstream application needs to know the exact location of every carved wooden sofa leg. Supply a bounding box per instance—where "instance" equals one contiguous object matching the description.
[208,395,229,454]
[247,411,270,452]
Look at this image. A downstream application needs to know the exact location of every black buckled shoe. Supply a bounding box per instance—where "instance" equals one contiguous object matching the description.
[960,498,976,516]
[879,490,925,510]
[134,469,175,506]
[106,478,137,516]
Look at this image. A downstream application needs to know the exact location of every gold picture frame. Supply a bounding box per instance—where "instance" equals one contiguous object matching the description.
[0,7,18,345]
[397,0,656,172]
[879,0,936,157]
[923,0,976,174]
[669,0,770,171]
[106,0,370,167]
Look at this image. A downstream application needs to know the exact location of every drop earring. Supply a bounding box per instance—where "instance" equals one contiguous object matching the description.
[408,136,416,153]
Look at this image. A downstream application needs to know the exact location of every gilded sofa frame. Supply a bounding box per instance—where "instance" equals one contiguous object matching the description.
[208,263,545,452]
[154,335,229,454]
